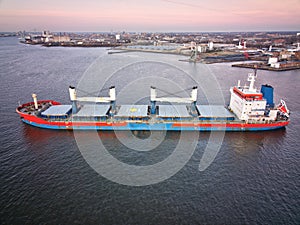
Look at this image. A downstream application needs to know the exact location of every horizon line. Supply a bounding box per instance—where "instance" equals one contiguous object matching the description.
[2,29,300,33]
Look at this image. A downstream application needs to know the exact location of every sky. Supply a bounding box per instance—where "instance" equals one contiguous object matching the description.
[0,0,299,32]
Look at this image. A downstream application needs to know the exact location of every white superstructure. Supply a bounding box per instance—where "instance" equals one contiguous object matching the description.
[229,72,287,123]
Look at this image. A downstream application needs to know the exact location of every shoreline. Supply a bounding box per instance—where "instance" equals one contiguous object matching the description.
[232,62,300,71]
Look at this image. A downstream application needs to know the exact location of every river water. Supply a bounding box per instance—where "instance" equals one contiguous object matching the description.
[0,37,299,224]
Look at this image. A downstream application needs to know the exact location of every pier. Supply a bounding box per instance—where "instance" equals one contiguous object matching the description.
[232,62,300,71]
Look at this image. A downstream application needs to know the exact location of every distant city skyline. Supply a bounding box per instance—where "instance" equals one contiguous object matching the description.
[0,0,299,32]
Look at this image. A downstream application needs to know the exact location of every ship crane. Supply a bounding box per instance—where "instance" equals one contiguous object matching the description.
[150,86,197,114]
[69,86,116,113]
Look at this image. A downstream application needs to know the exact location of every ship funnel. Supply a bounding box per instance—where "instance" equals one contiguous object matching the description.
[261,84,274,108]
[32,93,38,110]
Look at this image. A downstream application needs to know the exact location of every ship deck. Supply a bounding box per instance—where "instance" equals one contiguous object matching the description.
[18,101,238,121]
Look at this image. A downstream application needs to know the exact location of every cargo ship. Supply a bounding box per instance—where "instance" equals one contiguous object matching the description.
[16,71,290,131]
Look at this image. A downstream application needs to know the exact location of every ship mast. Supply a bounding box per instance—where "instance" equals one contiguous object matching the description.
[247,66,258,92]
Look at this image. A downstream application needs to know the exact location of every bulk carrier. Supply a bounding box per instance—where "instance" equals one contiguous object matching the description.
[16,71,290,131]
